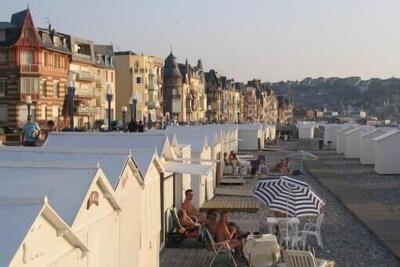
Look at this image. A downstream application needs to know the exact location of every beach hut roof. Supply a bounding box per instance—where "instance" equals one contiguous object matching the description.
[0,162,118,226]
[373,130,400,142]
[44,132,174,160]
[0,147,144,188]
[0,196,88,267]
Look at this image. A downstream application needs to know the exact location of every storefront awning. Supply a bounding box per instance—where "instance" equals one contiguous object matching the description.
[162,161,213,176]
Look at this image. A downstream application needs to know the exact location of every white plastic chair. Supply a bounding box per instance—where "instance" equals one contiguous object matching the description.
[302,213,324,249]
[278,220,303,248]
[201,228,237,267]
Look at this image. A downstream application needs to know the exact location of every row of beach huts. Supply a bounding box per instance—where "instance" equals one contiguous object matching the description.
[0,124,276,267]
[297,122,400,174]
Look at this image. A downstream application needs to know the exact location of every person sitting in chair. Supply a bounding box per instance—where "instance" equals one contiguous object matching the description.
[182,189,206,222]
[205,209,219,237]
[272,159,285,173]
[177,208,200,228]
[215,211,244,261]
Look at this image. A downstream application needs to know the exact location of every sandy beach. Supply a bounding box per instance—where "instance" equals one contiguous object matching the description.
[218,140,400,267]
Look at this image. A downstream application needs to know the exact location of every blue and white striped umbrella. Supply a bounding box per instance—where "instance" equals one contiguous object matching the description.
[253,176,325,217]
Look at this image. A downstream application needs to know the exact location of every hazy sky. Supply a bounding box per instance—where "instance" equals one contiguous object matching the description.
[2,0,400,82]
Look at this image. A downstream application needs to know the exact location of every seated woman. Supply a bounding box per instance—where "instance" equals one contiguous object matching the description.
[178,208,201,228]
[223,152,231,166]
[272,159,285,173]
[215,211,244,261]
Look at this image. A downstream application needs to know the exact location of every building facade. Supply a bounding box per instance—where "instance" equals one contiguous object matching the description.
[115,51,163,125]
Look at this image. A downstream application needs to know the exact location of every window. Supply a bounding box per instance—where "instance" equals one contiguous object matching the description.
[53,81,59,97]
[43,52,49,66]
[52,106,58,118]
[111,72,114,83]
[136,77,142,84]
[21,78,39,94]
[0,52,8,64]
[21,51,34,65]
[134,61,139,68]
[0,31,5,41]
[0,105,7,122]
[54,54,60,68]
[0,81,6,97]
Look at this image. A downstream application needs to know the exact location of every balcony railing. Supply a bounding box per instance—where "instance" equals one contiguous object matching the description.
[76,71,95,81]
[76,106,101,115]
[75,87,100,98]
[20,64,40,73]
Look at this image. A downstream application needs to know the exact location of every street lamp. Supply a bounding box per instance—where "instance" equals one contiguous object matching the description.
[26,95,32,118]
[128,92,138,132]
[165,112,170,128]
[106,84,113,132]
[207,104,212,124]
[67,73,76,131]
[121,106,127,132]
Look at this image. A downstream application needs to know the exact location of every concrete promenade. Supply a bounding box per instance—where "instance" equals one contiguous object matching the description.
[300,139,400,260]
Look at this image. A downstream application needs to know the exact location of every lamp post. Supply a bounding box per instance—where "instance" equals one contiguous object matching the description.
[121,106,127,132]
[207,104,212,124]
[106,84,113,132]
[67,73,76,131]
[26,95,32,118]
[128,92,138,132]
[165,112,170,128]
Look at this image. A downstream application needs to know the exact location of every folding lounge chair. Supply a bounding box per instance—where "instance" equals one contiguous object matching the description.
[201,228,237,267]
[166,207,201,247]
[281,249,329,267]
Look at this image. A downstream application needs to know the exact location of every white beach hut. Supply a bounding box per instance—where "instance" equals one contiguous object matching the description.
[171,135,213,208]
[360,128,395,165]
[297,122,316,139]
[344,127,369,159]
[0,146,146,267]
[0,197,89,267]
[322,124,341,149]
[374,130,400,174]
[336,125,357,154]
[238,124,263,150]
[0,162,121,267]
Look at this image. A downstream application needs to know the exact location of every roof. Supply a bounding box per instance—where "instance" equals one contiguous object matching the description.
[0,146,140,188]
[44,132,171,159]
[94,44,114,56]
[164,51,183,78]
[0,9,29,47]
[115,51,137,55]
[373,130,400,142]
[173,136,208,153]
[0,162,99,226]
[130,149,161,178]
[0,197,89,266]
[36,27,71,54]
[162,161,212,176]
[10,9,28,27]
[361,128,395,138]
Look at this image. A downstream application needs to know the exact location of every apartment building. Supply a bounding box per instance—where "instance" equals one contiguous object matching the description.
[115,51,163,124]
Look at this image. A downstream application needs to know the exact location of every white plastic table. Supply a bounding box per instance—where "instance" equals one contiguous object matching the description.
[266,217,300,233]
[244,234,281,267]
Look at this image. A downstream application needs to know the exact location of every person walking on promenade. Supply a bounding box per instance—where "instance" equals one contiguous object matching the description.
[21,115,41,147]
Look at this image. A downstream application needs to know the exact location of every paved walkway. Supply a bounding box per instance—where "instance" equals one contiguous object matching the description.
[299,139,400,260]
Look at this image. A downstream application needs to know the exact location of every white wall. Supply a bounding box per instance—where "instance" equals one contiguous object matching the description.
[12,215,86,267]
[374,131,400,174]
[336,127,355,154]
[360,129,387,165]
[344,128,368,159]
[323,124,341,149]
[297,123,315,139]
[115,165,143,267]
[238,130,259,150]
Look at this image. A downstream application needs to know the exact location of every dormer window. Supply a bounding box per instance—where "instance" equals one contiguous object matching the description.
[105,56,109,66]
[0,30,6,41]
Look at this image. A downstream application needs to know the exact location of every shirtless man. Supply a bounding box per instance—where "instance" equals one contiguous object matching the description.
[215,211,244,261]
[182,189,206,222]
[205,209,219,236]
[177,208,200,228]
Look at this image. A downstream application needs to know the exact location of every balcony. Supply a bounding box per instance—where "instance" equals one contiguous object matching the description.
[20,64,40,73]
[76,71,95,81]
[75,87,100,98]
[76,106,101,115]
[147,100,160,109]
